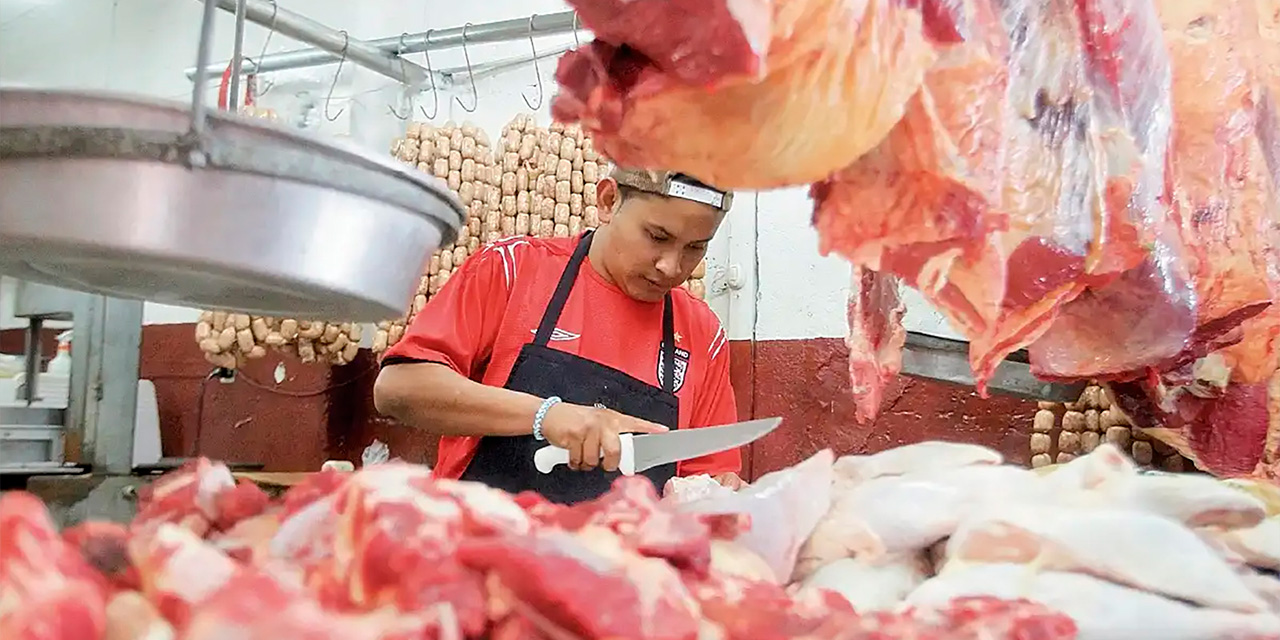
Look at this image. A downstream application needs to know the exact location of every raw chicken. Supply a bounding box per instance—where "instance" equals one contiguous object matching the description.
[944,504,1269,612]
[1209,516,1280,571]
[1037,444,1137,492]
[662,474,735,505]
[552,0,941,188]
[907,563,1280,640]
[1074,469,1268,528]
[675,450,835,581]
[795,464,1048,577]
[833,440,1003,486]
[844,265,907,422]
[797,554,930,612]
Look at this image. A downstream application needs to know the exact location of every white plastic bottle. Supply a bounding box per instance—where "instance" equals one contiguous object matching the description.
[46,330,72,375]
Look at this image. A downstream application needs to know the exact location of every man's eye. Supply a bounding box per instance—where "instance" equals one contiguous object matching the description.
[648,230,666,242]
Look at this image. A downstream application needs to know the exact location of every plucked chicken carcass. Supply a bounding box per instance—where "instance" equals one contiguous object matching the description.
[774,440,1280,640]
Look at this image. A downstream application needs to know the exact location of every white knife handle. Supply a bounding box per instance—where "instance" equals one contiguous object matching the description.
[534,433,635,475]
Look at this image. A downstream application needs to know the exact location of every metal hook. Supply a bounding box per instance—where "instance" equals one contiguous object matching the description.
[419,29,439,119]
[454,23,479,113]
[572,12,580,48]
[252,0,279,96]
[324,31,349,122]
[522,15,544,110]
[387,33,413,119]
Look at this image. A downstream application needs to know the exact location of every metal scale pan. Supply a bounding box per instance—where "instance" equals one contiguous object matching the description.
[0,87,464,321]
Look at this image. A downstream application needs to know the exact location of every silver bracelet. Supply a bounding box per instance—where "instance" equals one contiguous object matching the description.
[533,396,561,441]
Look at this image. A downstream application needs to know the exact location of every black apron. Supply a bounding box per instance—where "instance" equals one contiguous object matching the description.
[458,231,680,504]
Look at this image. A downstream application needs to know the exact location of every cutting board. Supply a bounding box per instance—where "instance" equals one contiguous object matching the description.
[233,471,315,488]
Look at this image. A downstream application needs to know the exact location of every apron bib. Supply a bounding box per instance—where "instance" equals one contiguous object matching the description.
[458,231,680,504]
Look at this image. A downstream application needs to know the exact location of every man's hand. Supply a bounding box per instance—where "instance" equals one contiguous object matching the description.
[540,403,668,472]
[713,472,746,490]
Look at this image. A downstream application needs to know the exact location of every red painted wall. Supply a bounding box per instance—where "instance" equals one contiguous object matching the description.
[0,326,1036,476]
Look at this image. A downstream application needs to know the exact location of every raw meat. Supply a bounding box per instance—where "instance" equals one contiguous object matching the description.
[103,591,172,640]
[1032,0,1280,384]
[795,464,1048,576]
[552,0,941,188]
[907,563,1280,640]
[0,491,109,640]
[833,440,1003,486]
[1243,571,1280,613]
[675,449,835,581]
[1071,469,1268,528]
[2,453,1096,640]
[662,474,735,505]
[1037,443,1137,492]
[844,265,907,422]
[944,504,1269,612]
[813,0,1184,389]
[1108,375,1277,477]
[459,527,702,640]
[1209,516,1280,571]
[797,554,930,611]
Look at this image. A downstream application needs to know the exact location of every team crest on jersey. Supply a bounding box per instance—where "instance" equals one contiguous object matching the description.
[530,328,580,341]
[657,346,691,393]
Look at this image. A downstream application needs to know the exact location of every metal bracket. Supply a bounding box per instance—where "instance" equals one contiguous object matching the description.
[899,331,1087,402]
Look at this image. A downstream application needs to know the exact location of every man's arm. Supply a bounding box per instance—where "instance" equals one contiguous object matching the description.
[373,243,538,438]
[374,362,546,437]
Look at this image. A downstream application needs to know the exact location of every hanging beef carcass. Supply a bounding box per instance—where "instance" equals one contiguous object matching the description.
[1077,0,1280,479]
[551,0,946,189]
[817,0,1184,397]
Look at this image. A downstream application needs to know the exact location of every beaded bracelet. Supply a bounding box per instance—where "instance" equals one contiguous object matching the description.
[533,396,562,441]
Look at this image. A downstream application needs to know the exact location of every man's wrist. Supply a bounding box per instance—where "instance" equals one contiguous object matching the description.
[532,396,562,441]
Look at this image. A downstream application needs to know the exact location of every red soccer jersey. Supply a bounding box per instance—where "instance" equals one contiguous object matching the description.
[381,235,741,480]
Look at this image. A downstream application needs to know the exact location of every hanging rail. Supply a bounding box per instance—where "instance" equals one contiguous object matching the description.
[185,5,583,84]
[185,0,437,86]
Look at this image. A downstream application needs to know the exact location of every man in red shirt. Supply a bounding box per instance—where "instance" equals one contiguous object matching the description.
[374,167,743,504]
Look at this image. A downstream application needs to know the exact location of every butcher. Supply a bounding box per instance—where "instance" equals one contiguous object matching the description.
[373,167,745,504]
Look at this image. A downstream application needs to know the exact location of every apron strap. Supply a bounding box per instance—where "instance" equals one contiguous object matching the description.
[533,230,678,395]
[533,231,595,346]
[661,294,675,394]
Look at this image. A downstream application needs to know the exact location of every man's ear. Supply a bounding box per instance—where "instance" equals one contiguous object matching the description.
[597,178,618,224]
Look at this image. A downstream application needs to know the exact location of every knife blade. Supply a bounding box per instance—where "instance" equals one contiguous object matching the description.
[533,417,782,475]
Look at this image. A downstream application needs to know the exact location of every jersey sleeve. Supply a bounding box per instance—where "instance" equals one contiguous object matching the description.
[678,322,743,476]
[379,243,512,380]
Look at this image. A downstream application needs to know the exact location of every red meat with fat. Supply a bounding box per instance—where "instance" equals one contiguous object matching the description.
[1032,0,1280,383]
[817,0,1178,392]
[845,265,907,422]
[0,491,110,640]
[552,0,941,189]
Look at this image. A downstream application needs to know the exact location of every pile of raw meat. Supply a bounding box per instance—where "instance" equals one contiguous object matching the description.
[1,456,1074,640]
[5,443,1279,640]
[551,0,1280,478]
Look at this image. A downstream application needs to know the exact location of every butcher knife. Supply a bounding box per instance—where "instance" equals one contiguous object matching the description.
[533,417,782,475]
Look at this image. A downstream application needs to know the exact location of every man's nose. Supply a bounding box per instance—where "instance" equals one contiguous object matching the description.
[655,251,681,279]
